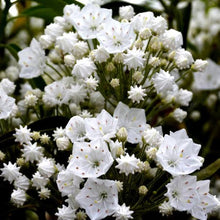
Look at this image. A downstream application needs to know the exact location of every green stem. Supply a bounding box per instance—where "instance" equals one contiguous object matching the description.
[194,158,220,180]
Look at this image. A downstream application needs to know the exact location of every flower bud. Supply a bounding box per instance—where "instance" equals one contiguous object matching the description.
[56,136,71,151]
[139,185,148,195]
[191,59,208,72]
[110,78,120,88]
[116,127,128,142]
[139,28,152,40]
[64,54,75,67]
[132,71,144,83]
[106,62,116,72]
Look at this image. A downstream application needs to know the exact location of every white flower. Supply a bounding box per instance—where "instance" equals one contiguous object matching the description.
[75,178,118,220]
[123,47,145,70]
[85,109,118,141]
[72,41,89,59]
[150,15,167,35]
[72,4,112,39]
[171,108,187,123]
[65,116,86,143]
[72,57,96,79]
[165,175,198,211]
[31,171,49,189]
[56,169,83,197]
[14,125,32,144]
[14,175,30,191]
[56,32,78,54]
[174,88,192,106]
[0,87,15,119]
[56,205,76,220]
[143,126,163,148]
[192,59,208,72]
[64,54,75,67]
[39,34,54,49]
[85,76,99,91]
[116,153,140,176]
[153,69,175,94]
[91,46,110,63]
[119,5,135,20]
[24,93,38,107]
[56,136,71,151]
[38,187,51,200]
[18,38,45,78]
[156,129,203,176]
[174,48,194,69]
[43,81,70,107]
[67,139,113,178]
[113,203,134,220]
[97,19,136,53]
[159,201,173,216]
[192,59,220,90]
[11,188,26,207]
[63,3,81,24]
[67,84,87,105]
[113,102,146,144]
[189,180,220,220]
[53,127,66,140]
[160,29,183,50]
[109,140,124,158]
[0,162,21,183]
[128,85,146,103]
[131,11,155,33]
[38,158,55,178]
[0,78,16,95]
[44,23,64,41]
[22,142,43,163]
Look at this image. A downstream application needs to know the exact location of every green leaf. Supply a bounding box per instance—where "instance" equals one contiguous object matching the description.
[0,43,21,61]
[194,158,220,180]
[21,5,58,22]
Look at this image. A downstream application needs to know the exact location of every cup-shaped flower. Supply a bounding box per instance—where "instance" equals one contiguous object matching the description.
[189,180,220,220]
[75,178,118,220]
[85,109,118,141]
[165,175,198,211]
[71,4,112,39]
[97,19,136,53]
[18,38,45,79]
[67,139,113,178]
[113,102,146,144]
[156,129,203,176]
[65,116,86,143]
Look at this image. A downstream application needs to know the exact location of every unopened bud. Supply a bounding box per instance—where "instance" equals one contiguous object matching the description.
[132,71,144,83]
[139,185,148,195]
[56,136,71,151]
[106,62,116,72]
[116,127,128,142]
[110,78,120,88]
[139,28,152,40]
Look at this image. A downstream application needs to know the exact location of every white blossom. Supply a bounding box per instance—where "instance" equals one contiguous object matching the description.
[156,129,203,176]
[0,162,21,183]
[128,85,146,103]
[116,153,140,176]
[113,102,146,144]
[11,188,26,207]
[18,38,45,78]
[113,203,134,220]
[97,19,136,53]
[71,4,112,39]
[67,139,113,178]
[75,178,118,220]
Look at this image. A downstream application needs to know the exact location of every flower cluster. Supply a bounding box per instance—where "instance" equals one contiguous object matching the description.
[0,2,219,220]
